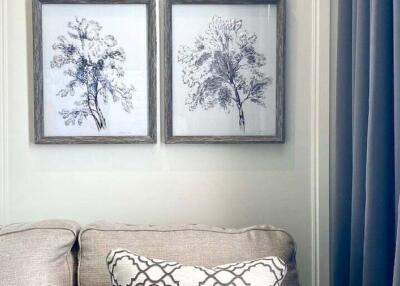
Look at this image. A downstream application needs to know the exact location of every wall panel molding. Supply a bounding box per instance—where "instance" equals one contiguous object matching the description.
[0,0,9,226]
[311,0,330,285]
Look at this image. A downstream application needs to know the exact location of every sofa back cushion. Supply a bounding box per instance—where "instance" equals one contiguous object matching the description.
[78,222,299,286]
[0,220,80,286]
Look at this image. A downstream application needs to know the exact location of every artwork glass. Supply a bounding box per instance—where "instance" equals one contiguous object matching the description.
[165,0,284,143]
[34,0,156,143]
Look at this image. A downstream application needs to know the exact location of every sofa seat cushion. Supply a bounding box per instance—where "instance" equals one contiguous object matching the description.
[107,248,288,286]
[0,219,80,286]
[78,222,298,286]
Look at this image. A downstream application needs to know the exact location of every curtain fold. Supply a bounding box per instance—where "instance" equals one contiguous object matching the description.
[332,0,399,285]
[363,1,395,285]
[393,0,400,284]
[349,0,369,284]
[331,0,353,284]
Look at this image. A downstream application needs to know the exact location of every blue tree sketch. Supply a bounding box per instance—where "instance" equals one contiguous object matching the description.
[51,18,135,131]
[178,16,272,131]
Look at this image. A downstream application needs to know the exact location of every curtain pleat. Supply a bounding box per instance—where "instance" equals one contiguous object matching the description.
[331,0,354,285]
[362,0,395,285]
[349,0,369,285]
[333,0,399,285]
[393,0,400,285]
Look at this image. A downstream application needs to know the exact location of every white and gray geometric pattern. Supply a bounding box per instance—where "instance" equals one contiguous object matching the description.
[107,249,287,286]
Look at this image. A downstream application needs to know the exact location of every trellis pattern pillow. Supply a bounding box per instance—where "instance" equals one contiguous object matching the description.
[107,249,287,286]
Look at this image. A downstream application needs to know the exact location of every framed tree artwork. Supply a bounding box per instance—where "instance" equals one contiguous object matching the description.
[33,0,156,144]
[163,0,285,143]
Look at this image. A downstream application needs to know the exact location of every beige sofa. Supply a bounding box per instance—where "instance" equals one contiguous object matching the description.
[0,220,299,285]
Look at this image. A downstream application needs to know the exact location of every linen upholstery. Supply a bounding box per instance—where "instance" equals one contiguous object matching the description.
[78,222,298,286]
[0,219,80,286]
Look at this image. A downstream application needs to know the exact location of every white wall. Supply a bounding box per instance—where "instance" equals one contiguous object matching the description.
[0,0,331,285]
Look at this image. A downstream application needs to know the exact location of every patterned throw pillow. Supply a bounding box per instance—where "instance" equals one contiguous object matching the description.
[107,249,287,286]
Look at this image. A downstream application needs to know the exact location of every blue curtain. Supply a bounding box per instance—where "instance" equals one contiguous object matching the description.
[331,0,400,285]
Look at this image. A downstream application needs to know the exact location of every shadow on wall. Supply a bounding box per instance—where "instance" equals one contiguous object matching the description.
[26,0,34,143]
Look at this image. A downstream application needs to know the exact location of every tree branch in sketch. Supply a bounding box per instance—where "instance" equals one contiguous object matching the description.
[178,16,272,131]
[51,17,135,130]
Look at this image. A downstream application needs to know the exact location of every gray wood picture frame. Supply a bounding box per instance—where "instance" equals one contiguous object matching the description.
[163,0,285,144]
[33,0,157,144]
